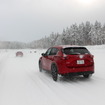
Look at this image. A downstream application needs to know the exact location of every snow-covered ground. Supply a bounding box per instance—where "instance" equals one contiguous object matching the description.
[0,45,105,105]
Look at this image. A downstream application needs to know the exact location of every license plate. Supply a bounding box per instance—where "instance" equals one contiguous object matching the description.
[77,60,84,64]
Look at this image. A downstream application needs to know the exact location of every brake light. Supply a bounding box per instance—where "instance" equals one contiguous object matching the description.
[61,57,67,60]
[86,54,94,59]
[61,54,69,60]
[90,55,94,58]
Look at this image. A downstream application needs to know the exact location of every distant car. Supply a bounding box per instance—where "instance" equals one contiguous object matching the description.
[39,45,94,81]
[16,51,23,57]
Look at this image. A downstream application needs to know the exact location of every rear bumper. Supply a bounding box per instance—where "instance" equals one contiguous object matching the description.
[61,71,94,76]
[58,65,94,75]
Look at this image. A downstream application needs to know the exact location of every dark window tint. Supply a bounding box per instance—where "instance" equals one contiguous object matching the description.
[45,48,52,56]
[63,47,90,55]
[50,48,59,55]
[45,48,58,56]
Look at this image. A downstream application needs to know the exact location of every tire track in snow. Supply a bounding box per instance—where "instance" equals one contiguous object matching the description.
[25,71,66,105]
[0,51,33,105]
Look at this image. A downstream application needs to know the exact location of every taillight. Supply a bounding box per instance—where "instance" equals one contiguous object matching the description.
[86,54,94,59]
[61,57,68,60]
[91,55,94,58]
[61,54,69,60]
[90,55,94,59]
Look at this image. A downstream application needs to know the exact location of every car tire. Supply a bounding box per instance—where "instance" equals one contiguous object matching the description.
[39,61,42,72]
[83,74,90,78]
[51,64,58,81]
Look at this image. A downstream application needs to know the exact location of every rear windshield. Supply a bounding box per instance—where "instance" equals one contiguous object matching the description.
[63,47,90,55]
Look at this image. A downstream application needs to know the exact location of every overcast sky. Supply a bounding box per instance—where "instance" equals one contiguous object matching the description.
[0,0,105,42]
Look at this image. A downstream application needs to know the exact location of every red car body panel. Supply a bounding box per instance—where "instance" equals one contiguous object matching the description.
[39,45,94,75]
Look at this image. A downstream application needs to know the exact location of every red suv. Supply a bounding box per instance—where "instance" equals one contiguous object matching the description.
[39,45,94,81]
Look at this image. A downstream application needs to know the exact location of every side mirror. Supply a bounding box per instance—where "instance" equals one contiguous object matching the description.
[41,53,46,56]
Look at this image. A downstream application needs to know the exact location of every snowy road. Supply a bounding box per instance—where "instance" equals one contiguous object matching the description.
[0,46,105,105]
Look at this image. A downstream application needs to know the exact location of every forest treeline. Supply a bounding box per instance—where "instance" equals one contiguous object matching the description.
[0,21,105,49]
